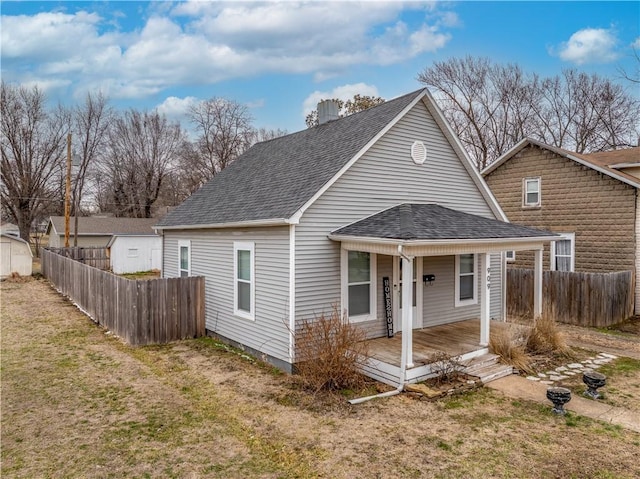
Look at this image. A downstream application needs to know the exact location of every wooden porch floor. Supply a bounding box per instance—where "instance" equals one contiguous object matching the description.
[366,319,504,368]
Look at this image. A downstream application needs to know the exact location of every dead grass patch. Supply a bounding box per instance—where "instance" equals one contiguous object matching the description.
[489,325,532,373]
[526,314,571,357]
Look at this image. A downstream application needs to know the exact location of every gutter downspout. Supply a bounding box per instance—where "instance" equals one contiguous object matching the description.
[348,244,409,405]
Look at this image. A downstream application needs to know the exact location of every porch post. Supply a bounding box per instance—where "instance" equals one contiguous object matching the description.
[401,255,414,369]
[534,248,543,318]
[479,253,490,346]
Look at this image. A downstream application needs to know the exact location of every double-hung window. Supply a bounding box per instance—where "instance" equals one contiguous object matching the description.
[550,233,574,272]
[178,240,190,277]
[523,177,541,207]
[455,253,477,307]
[345,250,376,321]
[234,242,255,320]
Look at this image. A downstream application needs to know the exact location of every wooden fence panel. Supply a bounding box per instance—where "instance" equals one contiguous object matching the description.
[41,248,205,345]
[507,268,634,327]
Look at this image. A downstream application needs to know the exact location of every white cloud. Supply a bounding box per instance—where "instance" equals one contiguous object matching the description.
[302,83,380,117]
[632,37,640,49]
[1,2,455,100]
[156,96,198,118]
[556,28,619,64]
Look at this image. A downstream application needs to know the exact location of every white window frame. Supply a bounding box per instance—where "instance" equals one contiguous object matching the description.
[127,248,139,258]
[522,177,541,207]
[234,242,255,321]
[505,250,516,262]
[455,253,478,307]
[550,233,575,272]
[341,249,377,323]
[178,240,191,277]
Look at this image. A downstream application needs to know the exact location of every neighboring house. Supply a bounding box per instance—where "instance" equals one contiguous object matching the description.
[46,216,161,274]
[482,138,640,313]
[107,234,162,274]
[155,90,556,386]
[1,233,33,278]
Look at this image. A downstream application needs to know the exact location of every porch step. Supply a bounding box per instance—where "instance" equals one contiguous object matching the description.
[465,363,514,384]
[461,353,500,373]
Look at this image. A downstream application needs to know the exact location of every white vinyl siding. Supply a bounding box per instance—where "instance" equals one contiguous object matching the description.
[455,254,477,307]
[234,242,255,320]
[523,177,541,207]
[178,240,191,277]
[163,227,291,364]
[550,233,575,272]
[295,99,497,335]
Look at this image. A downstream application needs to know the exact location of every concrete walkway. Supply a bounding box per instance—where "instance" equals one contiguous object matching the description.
[487,375,640,433]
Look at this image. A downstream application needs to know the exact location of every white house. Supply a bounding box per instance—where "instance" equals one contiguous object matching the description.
[1,233,33,278]
[108,234,162,274]
[155,89,556,387]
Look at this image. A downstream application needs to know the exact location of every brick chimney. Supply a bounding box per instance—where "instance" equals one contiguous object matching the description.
[317,99,340,125]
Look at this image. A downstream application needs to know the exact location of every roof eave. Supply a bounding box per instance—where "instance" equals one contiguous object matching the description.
[154,217,295,231]
[328,234,560,246]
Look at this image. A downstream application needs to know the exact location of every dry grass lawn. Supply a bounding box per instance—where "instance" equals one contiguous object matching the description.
[2,279,640,479]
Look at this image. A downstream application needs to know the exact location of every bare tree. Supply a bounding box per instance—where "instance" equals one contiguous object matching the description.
[1,82,68,240]
[305,94,385,127]
[70,91,112,244]
[251,127,288,144]
[99,109,184,218]
[187,98,255,184]
[418,56,640,169]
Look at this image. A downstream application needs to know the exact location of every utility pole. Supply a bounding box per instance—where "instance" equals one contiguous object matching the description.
[64,133,71,247]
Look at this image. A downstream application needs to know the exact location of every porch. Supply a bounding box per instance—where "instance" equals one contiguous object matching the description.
[361,319,511,386]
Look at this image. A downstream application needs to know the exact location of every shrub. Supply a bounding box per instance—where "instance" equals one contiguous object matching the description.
[427,351,462,385]
[525,314,570,356]
[489,325,531,373]
[294,305,370,393]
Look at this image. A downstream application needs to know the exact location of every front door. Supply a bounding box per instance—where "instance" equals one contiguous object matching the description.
[393,257,422,332]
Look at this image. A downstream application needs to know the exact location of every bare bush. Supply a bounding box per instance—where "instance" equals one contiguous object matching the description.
[525,314,570,356]
[294,305,370,392]
[427,351,462,385]
[489,325,532,373]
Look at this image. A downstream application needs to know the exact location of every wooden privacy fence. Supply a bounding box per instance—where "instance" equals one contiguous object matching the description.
[47,246,110,271]
[507,268,634,328]
[41,248,205,345]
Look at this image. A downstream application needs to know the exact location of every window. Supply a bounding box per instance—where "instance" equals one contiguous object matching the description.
[550,233,574,272]
[234,242,255,320]
[127,248,139,258]
[455,254,477,307]
[506,250,516,262]
[523,177,541,207]
[178,240,190,277]
[345,250,376,321]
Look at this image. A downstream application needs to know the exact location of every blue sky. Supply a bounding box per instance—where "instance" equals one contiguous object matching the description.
[2,1,639,133]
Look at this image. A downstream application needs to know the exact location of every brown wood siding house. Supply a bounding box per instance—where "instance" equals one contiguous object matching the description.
[482,138,640,314]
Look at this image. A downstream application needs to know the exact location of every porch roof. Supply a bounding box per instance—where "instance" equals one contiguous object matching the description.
[328,203,558,256]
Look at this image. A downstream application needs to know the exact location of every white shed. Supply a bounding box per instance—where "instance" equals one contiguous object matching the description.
[107,234,162,274]
[1,233,33,278]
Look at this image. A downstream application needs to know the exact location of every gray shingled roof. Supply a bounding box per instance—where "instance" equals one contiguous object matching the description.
[156,89,426,228]
[331,204,557,240]
[48,216,158,236]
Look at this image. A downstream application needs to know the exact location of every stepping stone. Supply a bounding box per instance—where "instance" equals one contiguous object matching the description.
[599,353,618,359]
[564,371,577,376]
[540,380,554,385]
[555,366,568,372]
[567,363,584,369]
[593,358,611,364]
[549,375,563,381]
[546,371,556,376]
[538,373,547,378]
[526,376,541,381]
[581,360,593,364]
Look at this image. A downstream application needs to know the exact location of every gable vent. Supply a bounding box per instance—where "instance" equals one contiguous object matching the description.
[411,141,427,165]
